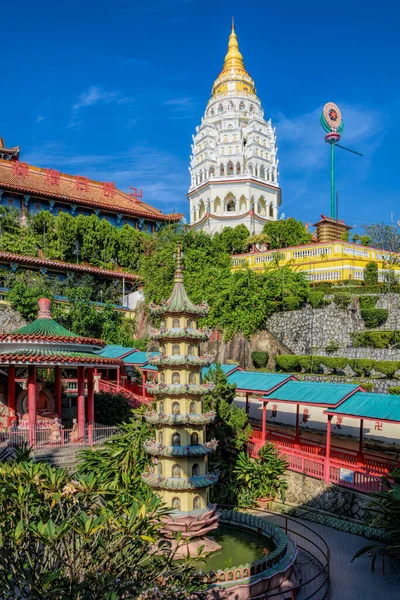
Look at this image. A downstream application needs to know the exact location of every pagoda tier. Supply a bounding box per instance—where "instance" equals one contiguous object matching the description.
[143,438,218,457]
[151,327,210,342]
[149,354,213,368]
[145,382,213,396]
[144,411,216,426]
[142,471,219,490]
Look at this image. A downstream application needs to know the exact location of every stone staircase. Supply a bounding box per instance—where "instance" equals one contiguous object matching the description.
[33,445,85,472]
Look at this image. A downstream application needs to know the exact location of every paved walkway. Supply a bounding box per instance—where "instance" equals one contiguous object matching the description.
[296,518,399,600]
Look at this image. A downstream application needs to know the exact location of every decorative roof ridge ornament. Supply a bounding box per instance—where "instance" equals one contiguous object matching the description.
[38,297,52,319]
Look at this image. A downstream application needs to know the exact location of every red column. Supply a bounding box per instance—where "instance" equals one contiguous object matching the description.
[357,419,364,463]
[295,404,300,446]
[77,366,85,439]
[87,368,94,445]
[28,365,36,447]
[245,392,249,415]
[7,365,16,426]
[116,367,120,391]
[261,401,268,443]
[142,371,147,400]
[55,366,62,419]
[324,415,333,484]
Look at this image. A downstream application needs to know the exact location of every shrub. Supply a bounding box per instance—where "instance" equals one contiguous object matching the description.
[320,356,349,374]
[308,291,325,308]
[373,360,400,379]
[388,386,400,395]
[351,359,375,377]
[282,296,302,311]
[359,295,378,310]
[364,261,379,285]
[94,391,133,426]
[361,308,388,328]
[333,292,352,309]
[362,382,374,392]
[351,331,398,349]
[275,355,300,372]
[325,339,339,354]
[251,351,269,369]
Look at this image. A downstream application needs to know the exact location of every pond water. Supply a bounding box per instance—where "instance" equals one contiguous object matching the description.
[195,524,276,573]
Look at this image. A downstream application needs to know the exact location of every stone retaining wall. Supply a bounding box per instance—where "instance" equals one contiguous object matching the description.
[0,303,26,333]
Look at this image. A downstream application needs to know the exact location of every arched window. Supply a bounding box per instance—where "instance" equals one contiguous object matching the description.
[172,464,181,478]
[159,401,164,414]
[258,196,266,216]
[236,162,241,175]
[228,146,232,154]
[220,164,225,176]
[218,103,223,113]
[192,463,200,476]
[193,496,201,510]
[227,161,234,175]
[189,372,196,384]
[158,431,163,444]
[250,104,254,112]
[172,344,180,355]
[159,372,165,384]
[191,432,199,445]
[199,201,206,219]
[188,344,195,355]
[271,170,275,182]
[233,134,237,142]
[214,196,222,213]
[172,432,180,446]
[172,372,181,384]
[260,166,265,179]
[226,199,235,212]
[239,101,245,111]
[269,204,274,217]
[239,195,246,211]
[157,462,162,475]
[190,401,197,414]
[223,135,228,143]
[186,319,192,328]
[172,497,181,510]
[172,402,180,415]
[248,164,254,176]
[221,148,225,154]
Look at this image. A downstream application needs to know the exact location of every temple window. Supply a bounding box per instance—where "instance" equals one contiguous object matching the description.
[191,432,199,445]
[159,373,165,384]
[236,162,241,175]
[192,463,200,476]
[158,431,163,444]
[226,199,235,212]
[172,344,180,355]
[269,204,274,217]
[157,462,163,475]
[250,104,254,112]
[189,372,196,384]
[227,161,234,175]
[193,496,201,510]
[223,135,228,142]
[172,464,181,478]
[188,344,195,355]
[172,372,181,384]
[190,401,197,414]
[187,319,192,328]
[218,104,223,113]
[159,401,164,414]
[172,318,180,328]
[220,164,225,176]
[172,433,181,446]
[172,402,180,415]
[172,497,181,510]
[239,101,244,111]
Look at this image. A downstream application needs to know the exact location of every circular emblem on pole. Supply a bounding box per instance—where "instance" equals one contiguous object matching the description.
[323,102,342,130]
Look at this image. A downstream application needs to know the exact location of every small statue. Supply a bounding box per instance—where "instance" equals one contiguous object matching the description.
[48,418,62,443]
[70,418,80,443]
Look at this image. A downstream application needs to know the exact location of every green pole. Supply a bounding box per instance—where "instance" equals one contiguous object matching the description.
[330,141,335,219]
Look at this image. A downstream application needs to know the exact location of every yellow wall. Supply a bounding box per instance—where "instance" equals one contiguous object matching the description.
[160,489,208,512]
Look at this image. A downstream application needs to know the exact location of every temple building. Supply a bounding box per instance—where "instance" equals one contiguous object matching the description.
[142,245,220,556]
[0,137,182,233]
[188,20,281,235]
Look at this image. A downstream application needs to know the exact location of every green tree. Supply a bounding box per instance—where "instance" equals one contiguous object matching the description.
[360,235,371,246]
[362,222,400,252]
[262,218,312,249]
[6,271,52,320]
[364,261,379,285]
[216,224,250,254]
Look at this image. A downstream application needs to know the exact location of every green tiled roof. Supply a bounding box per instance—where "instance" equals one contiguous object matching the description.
[265,380,360,406]
[227,371,290,393]
[97,345,138,359]
[326,391,400,423]
[16,318,79,338]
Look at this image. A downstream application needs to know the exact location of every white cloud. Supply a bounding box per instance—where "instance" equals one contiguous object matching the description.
[163,96,197,119]
[35,115,45,124]
[70,86,133,128]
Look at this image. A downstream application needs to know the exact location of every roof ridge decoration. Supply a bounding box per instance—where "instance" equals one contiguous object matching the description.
[149,244,209,316]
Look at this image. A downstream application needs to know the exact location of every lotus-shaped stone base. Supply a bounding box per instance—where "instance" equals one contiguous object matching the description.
[160,504,221,558]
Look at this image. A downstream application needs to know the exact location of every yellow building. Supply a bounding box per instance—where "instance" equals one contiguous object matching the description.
[231,241,400,283]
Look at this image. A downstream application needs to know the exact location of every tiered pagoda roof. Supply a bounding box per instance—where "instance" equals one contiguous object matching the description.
[151,327,210,342]
[145,382,214,396]
[144,410,216,425]
[149,354,213,368]
[142,471,219,490]
[143,438,218,457]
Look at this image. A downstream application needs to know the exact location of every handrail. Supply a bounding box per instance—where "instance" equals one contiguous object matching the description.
[217,505,330,600]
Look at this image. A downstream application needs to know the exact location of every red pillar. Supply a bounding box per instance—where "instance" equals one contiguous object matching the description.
[245,392,249,415]
[142,371,147,400]
[116,367,120,391]
[357,419,364,463]
[7,365,16,426]
[87,368,94,445]
[77,366,85,439]
[294,403,300,448]
[324,415,333,484]
[261,401,268,443]
[28,365,36,447]
[55,366,62,420]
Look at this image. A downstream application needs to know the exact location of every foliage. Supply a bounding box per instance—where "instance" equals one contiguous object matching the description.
[364,262,379,285]
[245,232,270,250]
[215,224,250,254]
[373,361,400,379]
[233,444,288,506]
[325,340,339,354]
[0,457,204,599]
[359,295,378,310]
[351,359,375,377]
[360,235,371,246]
[362,222,400,252]
[360,308,388,328]
[275,355,302,372]
[6,271,53,320]
[362,382,375,392]
[333,292,352,309]
[251,351,269,369]
[262,218,312,249]
[275,354,400,379]
[282,296,302,311]
[320,356,349,375]
[388,386,400,395]
[203,365,251,504]
[93,391,134,426]
[308,291,325,308]
[350,331,400,349]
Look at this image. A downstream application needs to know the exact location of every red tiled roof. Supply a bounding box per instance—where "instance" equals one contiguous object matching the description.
[312,214,353,229]
[0,332,106,346]
[0,251,140,282]
[0,159,182,222]
[0,349,121,366]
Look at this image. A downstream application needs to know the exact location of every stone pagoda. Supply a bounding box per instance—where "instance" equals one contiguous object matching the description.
[142,245,220,556]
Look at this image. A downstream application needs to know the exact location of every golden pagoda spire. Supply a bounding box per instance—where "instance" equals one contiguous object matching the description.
[222,17,245,72]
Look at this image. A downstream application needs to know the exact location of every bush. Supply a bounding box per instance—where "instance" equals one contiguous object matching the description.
[362,382,374,392]
[388,386,400,395]
[373,360,400,379]
[320,356,349,374]
[351,331,398,349]
[359,295,378,310]
[325,339,339,354]
[94,391,133,426]
[361,308,388,328]
[251,351,269,369]
[282,296,302,311]
[275,355,300,372]
[364,261,379,285]
[351,359,375,377]
[333,292,352,309]
[308,291,325,308]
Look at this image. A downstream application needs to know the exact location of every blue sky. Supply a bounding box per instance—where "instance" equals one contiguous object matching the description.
[1,0,399,231]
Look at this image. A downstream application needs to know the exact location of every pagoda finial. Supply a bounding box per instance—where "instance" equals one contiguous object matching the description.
[174,244,183,283]
[231,16,235,31]
[38,298,52,319]
[222,18,244,72]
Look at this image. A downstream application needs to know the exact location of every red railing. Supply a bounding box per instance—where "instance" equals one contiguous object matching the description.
[97,379,153,407]
[0,423,118,449]
[249,427,397,493]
